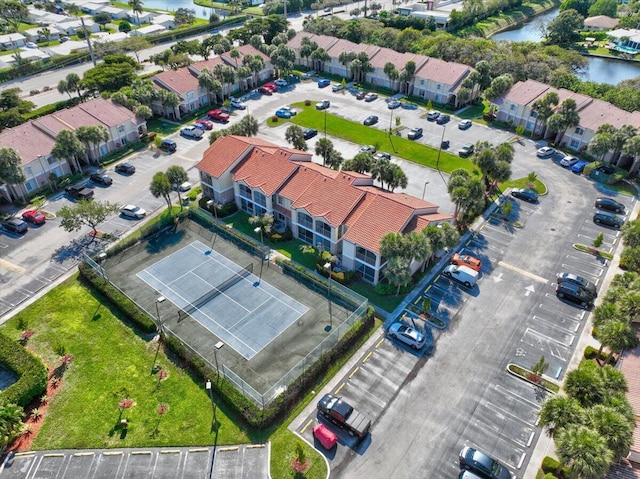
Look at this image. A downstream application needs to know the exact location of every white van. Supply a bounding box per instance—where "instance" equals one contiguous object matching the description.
[443,264,479,288]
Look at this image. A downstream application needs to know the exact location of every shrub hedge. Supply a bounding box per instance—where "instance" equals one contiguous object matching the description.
[314,263,356,285]
[198,197,239,218]
[0,333,48,407]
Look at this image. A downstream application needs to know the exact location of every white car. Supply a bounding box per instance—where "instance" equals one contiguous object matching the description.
[274,79,288,87]
[536,146,556,158]
[25,42,38,49]
[315,100,330,110]
[443,264,479,288]
[560,155,579,167]
[120,205,147,219]
[230,98,246,110]
[388,323,426,350]
[359,145,376,154]
[178,181,192,192]
[301,70,316,79]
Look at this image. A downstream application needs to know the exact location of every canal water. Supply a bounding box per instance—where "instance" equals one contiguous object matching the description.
[143,0,228,20]
[491,8,640,85]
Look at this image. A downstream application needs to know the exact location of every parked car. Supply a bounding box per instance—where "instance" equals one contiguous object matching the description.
[458,144,475,158]
[595,197,625,213]
[451,253,482,272]
[313,423,338,450]
[360,145,376,154]
[303,128,318,140]
[459,447,512,479]
[511,188,538,203]
[459,119,472,130]
[593,211,624,228]
[441,140,450,149]
[443,264,479,288]
[387,100,402,109]
[332,83,344,92]
[21,210,46,225]
[364,92,378,102]
[120,204,147,219]
[427,110,440,121]
[194,119,214,130]
[557,272,597,297]
[180,126,204,139]
[315,100,330,110]
[25,42,38,49]
[317,78,330,88]
[536,146,556,158]
[355,91,366,100]
[177,181,192,192]
[388,323,426,350]
[275,108,293,119]
[208,109,230,122]
[230,98,246,110]
[90,172,113,186]
[2,217,28,234]
[374,152,391,161]
[264,81,278,92]
[115,162,135,175]
[257,86,273,95]
[280,106,296,116]
[459,471,485,479]
[65,184,94,200]
[274,79,288,87]
[560,155,579,167]
[407,127,423,140]
[301,70,316,79]
[436,114,450,125]
[159,139,177,153]
[363,115,378,126]
[572,160,589,174]
[556,281,595,308]
[60,36,70,43]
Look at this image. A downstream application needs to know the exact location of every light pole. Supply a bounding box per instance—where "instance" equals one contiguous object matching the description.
[254,226,263,244]
[152,296,166,372]
[324,262,333,332]
[422,180,430,200]
[213,341,224,383]
[436,124,447,185]
[206,199,219,252]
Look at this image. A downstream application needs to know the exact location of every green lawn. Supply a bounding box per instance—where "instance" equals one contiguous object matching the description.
[2,276,249,450]
[504,176,547,195]
[457,103,488,120]
[286,104,476,174]
[349,281,403,313]
[146,118,182,136]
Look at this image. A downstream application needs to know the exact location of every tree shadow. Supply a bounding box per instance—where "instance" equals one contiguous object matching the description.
[145,229,186,254]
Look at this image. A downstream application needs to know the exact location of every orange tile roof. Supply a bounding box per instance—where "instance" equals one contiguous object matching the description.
[189,56,226,75]
[233,148,298,196]
[0,121,56,167]
[415,57,471,90]
[287,32,340,51]
[153,68,199,95]
[355,186,438,210]
[404,213,454,233]
[196,136,255,178]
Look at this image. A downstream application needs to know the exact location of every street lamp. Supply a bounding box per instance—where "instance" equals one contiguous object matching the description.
[422,180,430,200]
[254,226,263,244]
[206,199,218,221]
[213,341,224,383]
[324,262,333,332]
[152,296,166,371]
[436,124,447,185]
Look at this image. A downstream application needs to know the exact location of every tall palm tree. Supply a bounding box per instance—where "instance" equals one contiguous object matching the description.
[553,98,580,145]
[239,115,259,136]
[0,147,27,202]
[384,256,411,295]
[128,0,144,25]
[555,425,613,479]
[400,60,416,95]
[51,130,85,173]
[586,404,634,460]
[310,48,330,73]
[339,51,356,79]
[384,62,399,91]
[531,92,558,139]
[588,132,614,163]
[596,319,638,365]
[198,68,222,105]
[564,361,605,408]
[229,48,240,70]
[314,138,334,166]
[538,395,585,438]
[299,37,318,67]
[623,135,640,174]
[75,125,109,164]
[406,231,431,272]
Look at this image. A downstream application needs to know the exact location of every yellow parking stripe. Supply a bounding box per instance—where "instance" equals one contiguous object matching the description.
[0,258,25,273]
[498,261,548,284]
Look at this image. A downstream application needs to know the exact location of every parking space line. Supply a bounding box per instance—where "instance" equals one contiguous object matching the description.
[362,352,373,363]
[497,262,548,284]
[482,404,533,447]
[0,242,8,248]
[533,314,580,333]
[375,337,385,349]
[159,450,180,454]
[349,367,360,379]
[523,328,571,360]
[131,451,152,455]
[560,264,602,280]
[43,453,64,457]
[343,377,387,409]
[300,419,314,434]
[525,326,574,347]
[103,451,123,456]
[188,448,208,453]
[73,452,94,457]
[565,254,606,270]
[538,303,585,321]
[494,384,541,411]
[0,258,25,273]
[334,382,346,395]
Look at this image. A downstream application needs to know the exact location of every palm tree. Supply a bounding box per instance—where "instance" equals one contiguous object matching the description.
[57,79,72,99]
[325,150,344,170]
[564,361,605,408]
[51,130,85,173]
[555,425,613,479]
[538,395,585,438]
[339,51,356,79]
[611,124,637,165]
[341,153,371,174]
[384,62,398,90]
[384,257,411,295]
[370,157,391,189]
[385,164,407,192]
[157,89,181,120]
[310,48,330,73]
[447,168,485,222]
[623,135,640,174]
[554,98,580,145]
[596,319,638,365]
[285,125,307,151]
[588,131,613,163]
[150,172,172,211]
[75,125,109,164]
[531,92,558,139]
[128,0,144,25]
[198,68,222,105]
[38,27,51,45]
[315,138,334,166]
[166,166,188,208]
[299,38,318,68]
[586,404,633,460]
[406,231,431,272]
[0,147,27,202]
[229,48,240,70]
[400,60,416,95]
[239,115,259,136]
[65,73,82,99]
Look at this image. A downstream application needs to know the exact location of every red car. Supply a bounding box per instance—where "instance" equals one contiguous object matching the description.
[207,109,230,122]
[264,82,278,92]
[257,86,273,96]
[313,423,338,449]
[21,209,46,225]
[195,119,213,130]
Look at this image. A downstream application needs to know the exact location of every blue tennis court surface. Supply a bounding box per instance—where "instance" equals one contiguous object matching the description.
[137,241,309,360]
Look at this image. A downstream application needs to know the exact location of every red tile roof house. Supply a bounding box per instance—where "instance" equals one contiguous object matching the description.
[0,98,145,204]
[151,45,273,120]
[287,33,478,108]
[196,136,452,284]
[491,79,640,172]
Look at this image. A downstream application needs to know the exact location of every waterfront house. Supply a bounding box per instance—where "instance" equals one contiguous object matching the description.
[583,15,619,31]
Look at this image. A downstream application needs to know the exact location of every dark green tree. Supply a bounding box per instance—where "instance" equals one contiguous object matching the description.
[57,200,120,237]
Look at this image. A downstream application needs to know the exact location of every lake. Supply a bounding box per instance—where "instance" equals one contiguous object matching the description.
[491,8,640,85]
[142,0,228,20]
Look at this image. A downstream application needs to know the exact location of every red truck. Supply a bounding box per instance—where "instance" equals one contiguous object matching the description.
[208,109,230,122]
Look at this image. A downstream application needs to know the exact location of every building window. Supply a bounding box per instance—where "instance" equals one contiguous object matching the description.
[420,79,424,85]
[570,139,580,149]
[530,111,538,118]
[298,212,313,229]
[355,246,376,266]
[276,195,284,205]
[575,127,584,135]
[24,166,32,176]
[316,236,331,252]
[118,125,125,133]
[255,205,266,216]
[315,220,331,238]
[47,157,56,165]
[437,84,441,90]
[240,197,253,214]
[202,173,212,184]
[25,180,36,191]
[298,227,313,244]
[356,262,375,283]
[510,104,516,111]
[254,191,266,207]
[239,184,252,199]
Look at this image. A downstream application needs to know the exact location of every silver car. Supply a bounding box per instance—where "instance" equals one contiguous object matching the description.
[388,323,426,350]
[120,205,147,219]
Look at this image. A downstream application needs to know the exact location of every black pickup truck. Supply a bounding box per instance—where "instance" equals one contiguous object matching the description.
[65,184,94,200]
[317,393,371,438]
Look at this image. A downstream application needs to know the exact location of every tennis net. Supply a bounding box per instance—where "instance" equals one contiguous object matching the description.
[180,263,253,318]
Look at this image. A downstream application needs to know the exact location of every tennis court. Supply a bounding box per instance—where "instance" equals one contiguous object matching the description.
[137,241,308,360]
